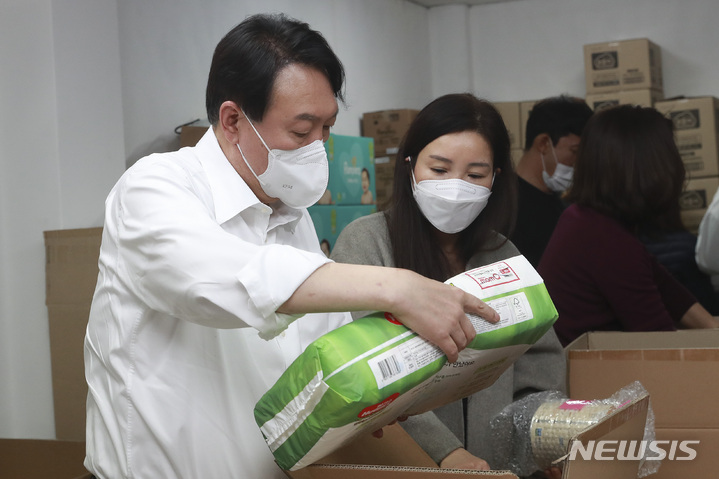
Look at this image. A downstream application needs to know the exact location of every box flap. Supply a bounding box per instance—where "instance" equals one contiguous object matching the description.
[284,424,519,478]
[560,393,650,479]
[566,330,719,352]
[285,465,518,478]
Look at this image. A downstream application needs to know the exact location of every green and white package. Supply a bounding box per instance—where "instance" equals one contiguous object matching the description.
[254,254,558,471]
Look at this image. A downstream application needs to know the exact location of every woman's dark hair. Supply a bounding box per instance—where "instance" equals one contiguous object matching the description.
[205,13,345,124]
[385,93,517,281]
[566,104,686,233]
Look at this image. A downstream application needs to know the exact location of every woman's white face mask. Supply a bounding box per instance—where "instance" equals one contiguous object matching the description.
[237,110,329,209]
[411,165,493,234]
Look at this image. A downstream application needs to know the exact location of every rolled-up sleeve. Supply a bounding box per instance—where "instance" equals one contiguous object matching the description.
[109,155,330,338]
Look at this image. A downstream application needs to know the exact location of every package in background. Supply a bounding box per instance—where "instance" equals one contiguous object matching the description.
[254,255,558,471]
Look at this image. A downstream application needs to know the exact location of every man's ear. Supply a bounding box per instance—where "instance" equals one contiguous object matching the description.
[533,133,552,155]
[217,101,243,144]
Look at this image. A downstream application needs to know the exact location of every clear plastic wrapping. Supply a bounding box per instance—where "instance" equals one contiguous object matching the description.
[488,381,658,477]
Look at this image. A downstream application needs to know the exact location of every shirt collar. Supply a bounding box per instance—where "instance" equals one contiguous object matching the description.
[195,128,304,230]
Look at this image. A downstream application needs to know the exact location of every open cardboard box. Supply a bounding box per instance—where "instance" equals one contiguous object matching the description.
[566,330,719,477]
[284,391,649,479]
[566,329,719,429]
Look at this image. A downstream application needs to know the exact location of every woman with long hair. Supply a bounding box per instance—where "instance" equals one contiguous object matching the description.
[332,93,566,474]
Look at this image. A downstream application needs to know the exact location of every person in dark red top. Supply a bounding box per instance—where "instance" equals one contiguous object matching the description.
[538,105,719,347]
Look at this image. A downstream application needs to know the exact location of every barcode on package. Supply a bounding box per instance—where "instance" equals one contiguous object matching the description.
[368,336,443,389]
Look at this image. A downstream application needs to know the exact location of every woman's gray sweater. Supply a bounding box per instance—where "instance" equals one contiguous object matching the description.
[330,212,567,468]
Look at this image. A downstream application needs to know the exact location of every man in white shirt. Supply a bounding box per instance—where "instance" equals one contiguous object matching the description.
[84,13,498,479]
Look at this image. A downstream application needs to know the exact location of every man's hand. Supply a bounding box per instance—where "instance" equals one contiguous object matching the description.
[281,263,499,363]
[439,448,490,470]
[389,269,499,363]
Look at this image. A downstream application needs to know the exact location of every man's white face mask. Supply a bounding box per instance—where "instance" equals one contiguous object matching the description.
[410,164,493,234]
[237,110,329,209]
[541,141,574,193]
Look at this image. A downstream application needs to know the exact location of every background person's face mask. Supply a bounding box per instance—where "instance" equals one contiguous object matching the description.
[541,141,574,193]
[411,166,492,234]
[237,111,329,209]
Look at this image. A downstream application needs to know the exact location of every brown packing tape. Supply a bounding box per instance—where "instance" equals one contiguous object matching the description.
[570,329,719,350]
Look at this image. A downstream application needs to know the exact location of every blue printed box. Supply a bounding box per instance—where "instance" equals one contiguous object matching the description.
[308,204,377,256]
[319,134,376,206]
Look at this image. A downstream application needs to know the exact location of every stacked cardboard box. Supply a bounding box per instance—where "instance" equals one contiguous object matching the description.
[655,96,719,233]
[567,330,719,478]
[44,228,103,441]
[179,121,210,147]
[0,439,91,479]
[494,101,532,164]
[309,133,377,255]
[583,38,664,110]
[361,109,419,210]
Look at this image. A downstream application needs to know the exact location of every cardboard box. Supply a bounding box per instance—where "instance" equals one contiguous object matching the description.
[44,228,103,441]
[494,102,522,150]
[519,100,537,150]
[655,96,719,178]
[374,155,397,211]
[585,89,664,111]
[323,134,376,205]
[284,424,517,478]
[0,439,90,479]
[307,204,377,255]
[679,176,719,234]
[558,392,650,479]
[511,148,523,168]
[179,122,210,147]
[285,394,649,479]
[651,428,719,478]
[584,38,663,94]
[361,109,419,156]
[566,329,719,429]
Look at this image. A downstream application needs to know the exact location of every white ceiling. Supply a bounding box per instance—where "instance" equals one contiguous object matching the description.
[406,0,519,7]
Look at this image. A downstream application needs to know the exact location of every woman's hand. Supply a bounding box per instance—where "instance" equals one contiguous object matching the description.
[371,415,409,438]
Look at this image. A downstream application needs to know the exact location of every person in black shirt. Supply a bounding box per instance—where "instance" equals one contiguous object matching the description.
[511,96,593,267]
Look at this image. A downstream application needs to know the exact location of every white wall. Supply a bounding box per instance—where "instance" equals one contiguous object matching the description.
[0,0,124,438]
[118,0,433,167]
[431,0,719,102]
[0,0,432,439]
[3,0,719,439]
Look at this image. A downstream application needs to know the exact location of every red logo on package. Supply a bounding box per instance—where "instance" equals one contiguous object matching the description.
[384,312,402,325]
[559,400,593,411]
[465,261,520,290]
[358,393,400,418]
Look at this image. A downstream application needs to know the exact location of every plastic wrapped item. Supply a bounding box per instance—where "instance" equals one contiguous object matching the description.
[489,381,657,478]
[254,255,558,471]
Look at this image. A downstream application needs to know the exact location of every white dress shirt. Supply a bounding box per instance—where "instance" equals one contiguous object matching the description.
[84,128,350,478]
[696,186,719,291]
